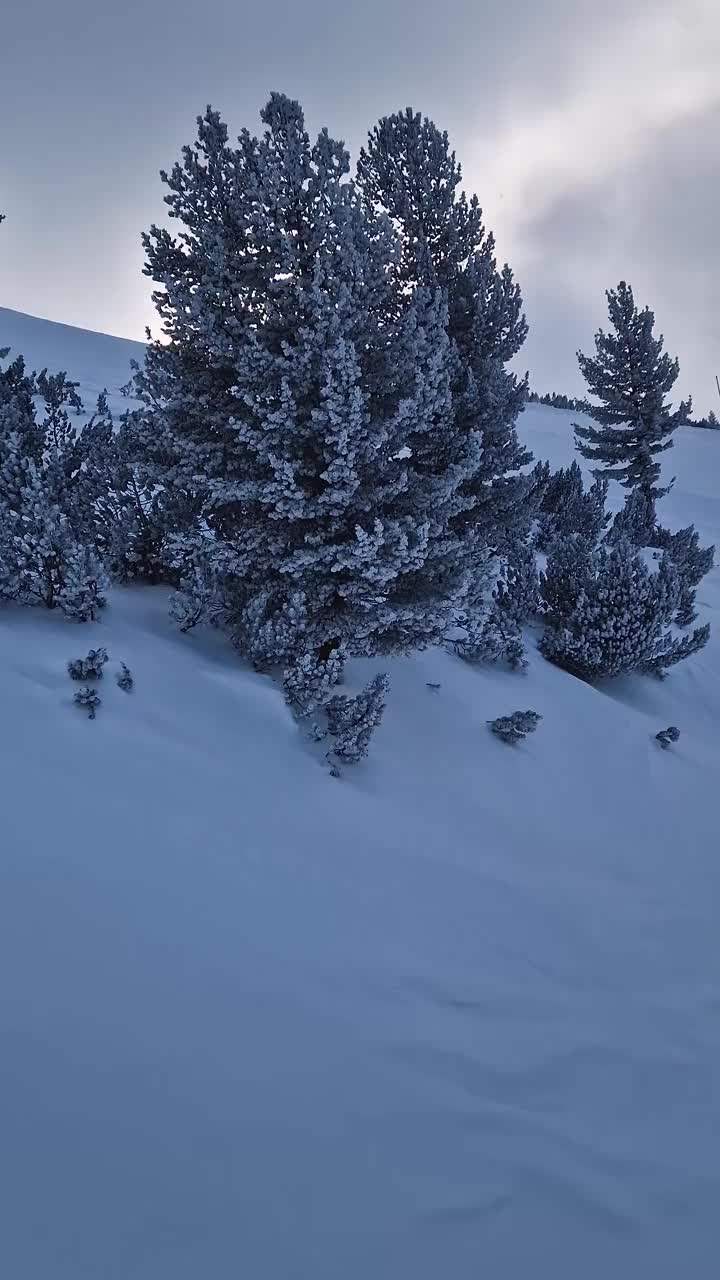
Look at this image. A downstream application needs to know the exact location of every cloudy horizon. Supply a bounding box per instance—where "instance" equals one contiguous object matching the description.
[1,0,718,410]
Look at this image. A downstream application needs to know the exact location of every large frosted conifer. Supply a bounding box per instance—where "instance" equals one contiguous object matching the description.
[356,109,531,555]
[135,95,484,669]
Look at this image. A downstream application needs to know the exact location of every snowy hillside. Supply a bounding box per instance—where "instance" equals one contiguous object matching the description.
[0,306,144,421]
[1,312,719,1279]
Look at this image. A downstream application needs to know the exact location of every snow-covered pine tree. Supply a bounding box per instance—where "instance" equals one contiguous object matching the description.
[574,283,689,513]
[605,490,713,628]
[454,609,527,670]
[34,369,84,428]
[539,533,596,620]
[356,109,531,558]
[325,672,389,764]
[134,95,484,690]
[0,354,44,511]
[0,217,107,613]
[455,538,539,670]
[282,647,346,717]
[573,292,713,634]
[0,466,110,614]
[538,460,609,551]
[97,406,172,584]
[540,537,708,680]
[56,544,108,621]
[606,485,658,548]
[169,546,228,633]
[652,521,714,628]
[494,539,540,625]
[0,353,112,614]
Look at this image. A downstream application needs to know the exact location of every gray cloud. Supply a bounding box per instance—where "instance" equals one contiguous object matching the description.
[508,96,720,413]
[1,0,717,410]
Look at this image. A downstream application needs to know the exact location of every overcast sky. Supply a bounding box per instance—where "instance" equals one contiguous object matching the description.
[1,0,718,410]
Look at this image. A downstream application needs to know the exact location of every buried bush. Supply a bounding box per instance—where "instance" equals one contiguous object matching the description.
[116,663,134,692]
[489,709,542,744]
[67,647,109,681]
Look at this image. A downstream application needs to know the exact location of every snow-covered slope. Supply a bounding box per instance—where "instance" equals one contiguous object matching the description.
[1,313,719,1279]
[0,306,144,420]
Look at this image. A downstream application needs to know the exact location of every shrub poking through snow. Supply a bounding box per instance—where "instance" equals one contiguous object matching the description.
[116,663,133,692]
[325,673,389,764]
[74,687,101,720]
[656,726,680,750]
[489,709,542,744]
[540,537,709,680]
[67,647,109,681]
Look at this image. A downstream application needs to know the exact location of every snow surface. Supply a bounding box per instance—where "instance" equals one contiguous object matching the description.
[1,314,719,1279]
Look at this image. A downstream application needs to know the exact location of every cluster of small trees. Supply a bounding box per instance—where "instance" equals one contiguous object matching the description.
[689,410,719,431]
[0,356,111,618]
[0,352,164,617]
[526,390,589,413]
[456,279,714,681]
[0,96,714,761]
[537,282,712,680]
